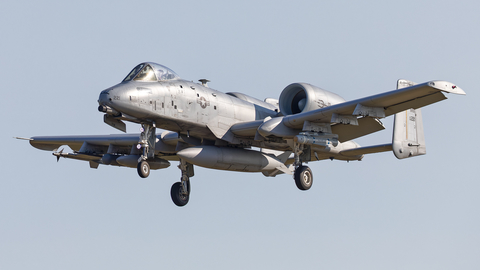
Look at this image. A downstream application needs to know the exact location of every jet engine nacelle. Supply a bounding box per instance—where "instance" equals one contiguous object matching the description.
[279,83,346,115]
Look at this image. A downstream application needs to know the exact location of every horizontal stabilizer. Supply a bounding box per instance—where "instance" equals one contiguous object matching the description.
[340,143,392,157]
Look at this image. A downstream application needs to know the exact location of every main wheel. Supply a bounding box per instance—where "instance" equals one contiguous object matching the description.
[294,165,313,190]
[171,182,190,207]
[137,160,150,178]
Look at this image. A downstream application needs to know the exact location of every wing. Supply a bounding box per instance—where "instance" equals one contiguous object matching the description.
[281,80,465,136]
[232,80,464,142]
[21,80,465,172]
[20,133,186,169]
[27,134,141,151]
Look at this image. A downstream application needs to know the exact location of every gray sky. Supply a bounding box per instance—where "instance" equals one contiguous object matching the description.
[1,0,479,269]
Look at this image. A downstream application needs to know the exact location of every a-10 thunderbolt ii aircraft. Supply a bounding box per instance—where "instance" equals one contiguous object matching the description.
[20,62,466,206]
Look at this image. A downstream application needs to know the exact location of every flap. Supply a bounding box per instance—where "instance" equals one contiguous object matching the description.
[332,117,385,142]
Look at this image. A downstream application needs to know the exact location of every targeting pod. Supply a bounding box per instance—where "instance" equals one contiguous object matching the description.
[294,133,339,147]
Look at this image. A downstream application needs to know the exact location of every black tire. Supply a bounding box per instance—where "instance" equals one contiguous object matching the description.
[137,160,150,178]
[294,165,313,190]
[171,182,189,207]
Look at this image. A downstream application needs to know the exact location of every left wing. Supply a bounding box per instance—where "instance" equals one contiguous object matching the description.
[282,80,465,129]
[239,80,465,142]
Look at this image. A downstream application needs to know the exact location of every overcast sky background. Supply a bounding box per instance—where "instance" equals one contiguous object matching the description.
[1,0,479,269]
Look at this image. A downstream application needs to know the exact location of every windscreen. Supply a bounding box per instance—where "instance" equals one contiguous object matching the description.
[122,62,180,82]
[134,65,157,81]
[122,64,145,82]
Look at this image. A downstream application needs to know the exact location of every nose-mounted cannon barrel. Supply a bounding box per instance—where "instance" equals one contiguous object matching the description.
[98,105,120,116]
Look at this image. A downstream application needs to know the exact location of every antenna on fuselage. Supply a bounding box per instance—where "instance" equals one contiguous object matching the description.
[199,79,210,87]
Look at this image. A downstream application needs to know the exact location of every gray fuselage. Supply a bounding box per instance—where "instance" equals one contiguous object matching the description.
[99,79,278,140]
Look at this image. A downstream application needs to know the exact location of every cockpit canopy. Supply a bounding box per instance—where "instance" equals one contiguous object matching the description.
[122,62,180,82]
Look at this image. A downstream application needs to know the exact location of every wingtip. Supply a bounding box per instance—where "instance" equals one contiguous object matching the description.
[14,137,33,140]
[428,81,466,95]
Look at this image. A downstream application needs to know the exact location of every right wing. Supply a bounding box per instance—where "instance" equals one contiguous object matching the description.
[26,134,141,152]
[18,132,190,169]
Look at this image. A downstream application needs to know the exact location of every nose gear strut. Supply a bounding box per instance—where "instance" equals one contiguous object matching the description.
[170,159,194,206]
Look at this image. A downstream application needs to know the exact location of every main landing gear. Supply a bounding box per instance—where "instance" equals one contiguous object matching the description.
[293,140,313,191]
[136,123,156,178]
[137,160,150,178]
[134,123,194,207]
[294,165,313,190]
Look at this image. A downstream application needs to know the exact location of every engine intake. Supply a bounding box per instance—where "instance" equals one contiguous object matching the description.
[279,83,346,115]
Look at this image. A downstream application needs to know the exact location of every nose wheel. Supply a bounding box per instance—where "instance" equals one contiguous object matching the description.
[170,159,194,207]
[171,181,190,207]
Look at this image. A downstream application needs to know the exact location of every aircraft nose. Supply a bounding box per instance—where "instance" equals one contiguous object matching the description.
[97,88,121,116]
[98,89,111,106]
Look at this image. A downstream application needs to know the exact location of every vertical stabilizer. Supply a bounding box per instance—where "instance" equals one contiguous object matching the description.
[392,80,427,159]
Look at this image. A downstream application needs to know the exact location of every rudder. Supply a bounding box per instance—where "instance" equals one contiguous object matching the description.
[392,80,427,159]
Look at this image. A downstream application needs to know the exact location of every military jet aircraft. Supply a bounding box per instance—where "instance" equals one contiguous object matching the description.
[18,62,466,206]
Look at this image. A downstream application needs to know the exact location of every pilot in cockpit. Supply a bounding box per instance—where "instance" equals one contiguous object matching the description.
[134,65,157,81]
[123,62,180,82]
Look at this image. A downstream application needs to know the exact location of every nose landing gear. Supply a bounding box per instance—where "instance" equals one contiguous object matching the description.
[171,159,194,207]
[171,181,190,206]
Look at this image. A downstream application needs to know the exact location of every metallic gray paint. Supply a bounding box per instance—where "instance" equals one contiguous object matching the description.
[23,63,466,182]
